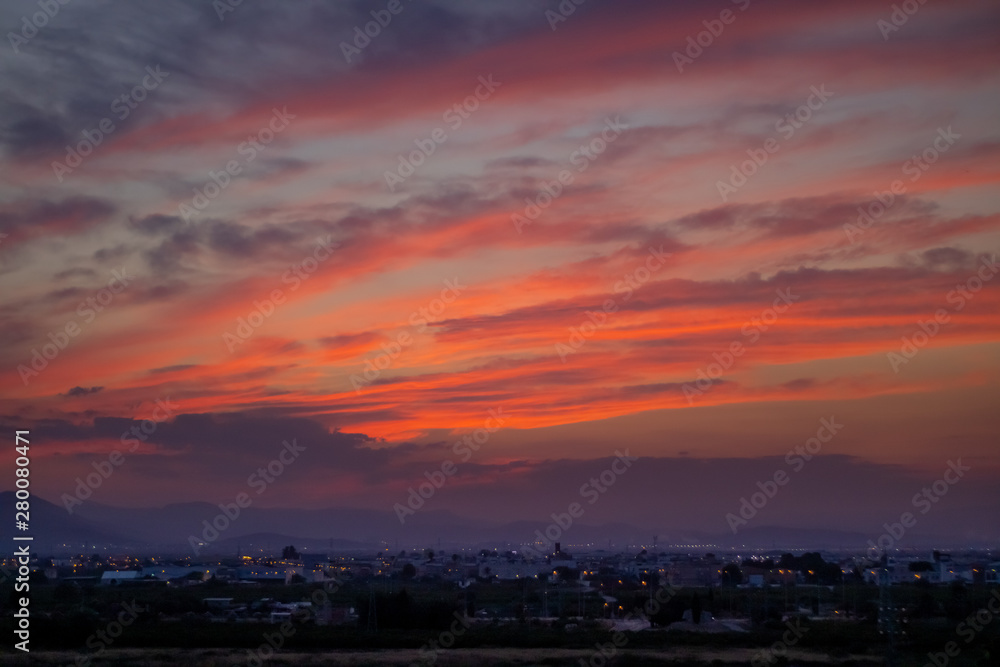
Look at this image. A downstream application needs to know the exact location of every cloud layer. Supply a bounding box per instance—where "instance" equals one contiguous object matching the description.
[1,0,998,539]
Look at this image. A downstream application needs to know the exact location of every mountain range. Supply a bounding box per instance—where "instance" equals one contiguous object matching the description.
[4,492,993,557]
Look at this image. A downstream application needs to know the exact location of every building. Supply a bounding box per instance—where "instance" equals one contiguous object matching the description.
[236,566,292,584]
[100,571,140,585]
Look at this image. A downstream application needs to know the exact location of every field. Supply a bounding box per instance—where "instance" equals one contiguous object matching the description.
[0,646,885,666]
[3,579,998,666]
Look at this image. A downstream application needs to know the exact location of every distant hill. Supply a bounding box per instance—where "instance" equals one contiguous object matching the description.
[718,525,872,550]
[5,492,996,556]
[71,501,492,547]
[0,491,133,551]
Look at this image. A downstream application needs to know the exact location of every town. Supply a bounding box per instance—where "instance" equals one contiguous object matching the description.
[3,541,998,664]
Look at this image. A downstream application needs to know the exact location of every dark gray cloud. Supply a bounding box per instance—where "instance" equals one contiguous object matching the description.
[0,195,115,240]
[921,246,973,269]
[319,331,382,349]
[130,214,185,236]
[11,410,386,471]
[148,363,200,375]
[675,194,939,239]
[53,267,98,280]
[139,216,329,276]
[0,111,69,159]
[64,385,103,396]
[0,0,553,161]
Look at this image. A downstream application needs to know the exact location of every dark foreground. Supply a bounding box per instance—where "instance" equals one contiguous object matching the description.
[0,647,885,666]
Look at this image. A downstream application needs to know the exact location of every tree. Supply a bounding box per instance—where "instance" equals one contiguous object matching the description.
[721,564,743,586]
[915,590,935,618]
[282,545,300,560]
[53,581,82,604]
[691,593,703,624]
[648,594,686,627]
[401,563,416,580]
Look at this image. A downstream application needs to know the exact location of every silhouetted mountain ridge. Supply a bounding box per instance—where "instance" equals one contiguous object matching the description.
[2,493,995,555]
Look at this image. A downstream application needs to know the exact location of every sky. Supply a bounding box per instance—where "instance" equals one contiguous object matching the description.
[1,0,998,542]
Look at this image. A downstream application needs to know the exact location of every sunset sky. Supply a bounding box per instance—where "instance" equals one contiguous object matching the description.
[1,0,998,540]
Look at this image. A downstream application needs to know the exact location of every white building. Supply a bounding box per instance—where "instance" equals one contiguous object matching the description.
[100,571,140,585]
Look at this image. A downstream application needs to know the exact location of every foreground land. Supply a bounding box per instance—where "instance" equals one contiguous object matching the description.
[1,623,998,667]
[3,578,998,666]
[0,647,886,666]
